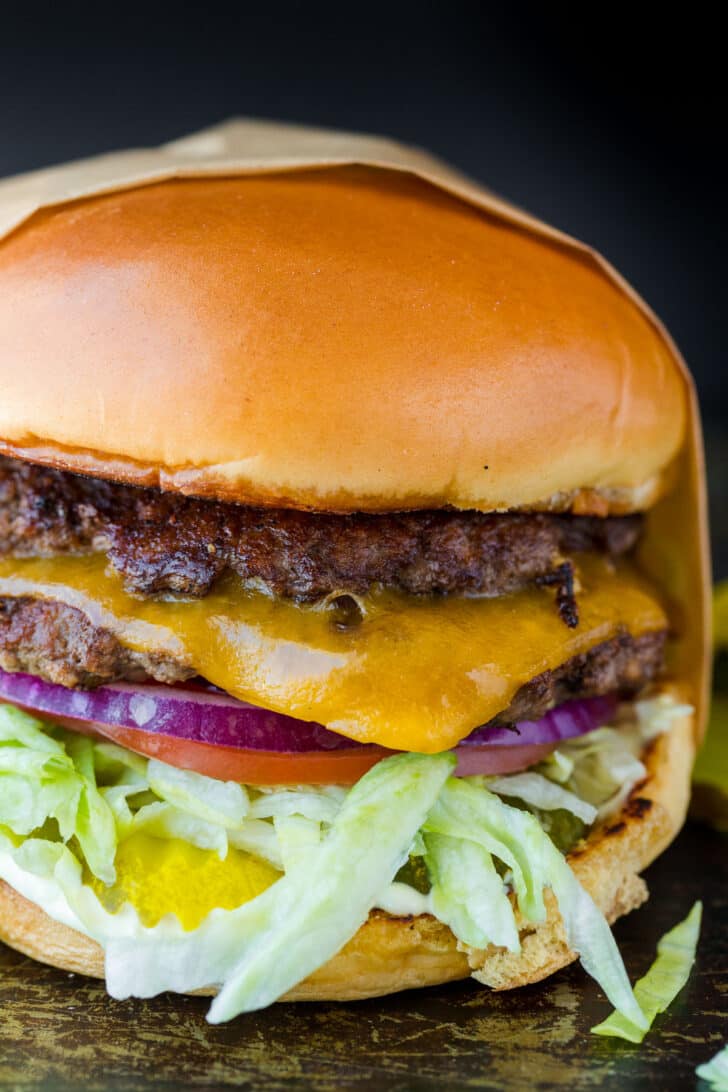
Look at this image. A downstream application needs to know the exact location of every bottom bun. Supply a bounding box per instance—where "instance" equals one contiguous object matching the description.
[0,708,694,1002]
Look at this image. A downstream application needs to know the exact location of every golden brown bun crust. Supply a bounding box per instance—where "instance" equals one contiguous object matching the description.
[0,169,684,513]
[0,708,693,1002]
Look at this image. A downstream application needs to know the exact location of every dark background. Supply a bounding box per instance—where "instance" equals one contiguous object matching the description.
[1,2,725,561]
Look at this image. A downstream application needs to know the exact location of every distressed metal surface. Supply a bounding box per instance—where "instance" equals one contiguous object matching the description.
[0,822,725,1091]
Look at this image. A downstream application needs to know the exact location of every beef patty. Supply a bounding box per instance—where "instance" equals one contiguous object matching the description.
[0,456,641,603]
[0,594,666,727]
[0,457,663,725]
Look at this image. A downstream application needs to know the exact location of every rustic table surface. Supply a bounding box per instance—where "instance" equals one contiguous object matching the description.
[1,427,726,1091]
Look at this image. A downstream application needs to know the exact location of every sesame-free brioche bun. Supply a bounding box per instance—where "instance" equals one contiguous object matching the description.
[0,168,685,513]
[0,702,694,1002]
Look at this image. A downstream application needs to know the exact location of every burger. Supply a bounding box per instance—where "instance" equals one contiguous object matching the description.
[0,123,709,1022]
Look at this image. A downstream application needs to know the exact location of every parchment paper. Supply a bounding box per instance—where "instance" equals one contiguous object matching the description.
[0,118,710,740]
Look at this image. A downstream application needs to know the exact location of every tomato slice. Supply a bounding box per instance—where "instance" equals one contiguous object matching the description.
[14,704,559,784]
[52,715,391,784]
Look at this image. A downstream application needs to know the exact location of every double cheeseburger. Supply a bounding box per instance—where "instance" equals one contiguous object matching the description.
[0,126,709,1022]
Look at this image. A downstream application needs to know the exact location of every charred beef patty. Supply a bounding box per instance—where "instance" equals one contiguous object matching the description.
[0,456,641,601]
[0,457,664,724]
[0,593,665,727]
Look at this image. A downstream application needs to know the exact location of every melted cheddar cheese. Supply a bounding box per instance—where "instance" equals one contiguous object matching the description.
[88,834,280,929]
[0,554,667,752]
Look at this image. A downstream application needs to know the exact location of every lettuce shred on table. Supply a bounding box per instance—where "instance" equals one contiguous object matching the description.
[697,1043,728,1090]
[591,901,702,1042]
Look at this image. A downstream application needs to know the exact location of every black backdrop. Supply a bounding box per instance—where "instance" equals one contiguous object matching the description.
[1,3,724,425]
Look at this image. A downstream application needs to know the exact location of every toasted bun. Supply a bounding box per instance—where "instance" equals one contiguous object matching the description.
[0,169,684,513]
[0,707,693,1002]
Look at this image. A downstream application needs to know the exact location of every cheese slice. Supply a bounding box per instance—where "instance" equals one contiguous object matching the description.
[0,554,667,752]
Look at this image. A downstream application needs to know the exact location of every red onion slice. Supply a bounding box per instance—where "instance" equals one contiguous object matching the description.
[0,667,617,779]
[0,669,366,753]
[460,694,618,748]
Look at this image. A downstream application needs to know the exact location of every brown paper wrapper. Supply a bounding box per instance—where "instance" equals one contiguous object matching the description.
[0,119,711,741]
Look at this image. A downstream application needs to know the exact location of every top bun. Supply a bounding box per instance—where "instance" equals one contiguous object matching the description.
[0,167,685,512]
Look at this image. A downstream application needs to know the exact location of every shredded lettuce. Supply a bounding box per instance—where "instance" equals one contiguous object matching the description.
[129,801,231,858]
[424,832,519,951]
[1,710,81,841]
[93,741,149,779]
[249,789,340,824]
[208,752,454,1021]
[99,752,455,1018]
[538,749,574,784]
[635,695,694,740]
[227,820,284,869]
[698,1044,728,1090]
[1,706,347,882]
[374,881,432,916]
[65,734,118,884]
[0,706,116,882]
[592,901,702,1042]
[273,815,321,870]
[409,829,427,857]
[554,727,647,820]
[424,777,647,1030]
[0,751,454,1018]
[479,697,690,848]
[485,772,597,825]
[539,695,692,824]
[147,759,249,828]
